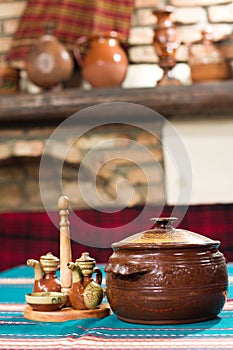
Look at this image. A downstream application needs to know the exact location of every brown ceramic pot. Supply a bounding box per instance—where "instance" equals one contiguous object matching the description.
[25,24,73,89]
[105,217,228,324]
[73,31,128,87]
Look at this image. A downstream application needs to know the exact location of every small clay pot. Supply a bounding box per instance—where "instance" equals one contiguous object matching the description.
[105,217,228,324]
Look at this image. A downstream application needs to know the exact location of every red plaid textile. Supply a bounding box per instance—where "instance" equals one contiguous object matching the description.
[1,204,233,271]
[7,0,134,65]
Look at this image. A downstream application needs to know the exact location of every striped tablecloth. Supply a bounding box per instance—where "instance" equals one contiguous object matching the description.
[0,264,232,350]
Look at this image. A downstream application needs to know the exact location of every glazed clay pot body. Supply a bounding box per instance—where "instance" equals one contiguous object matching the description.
[25,27,73,89]
[73,31,128,87]
[105,218,228,324]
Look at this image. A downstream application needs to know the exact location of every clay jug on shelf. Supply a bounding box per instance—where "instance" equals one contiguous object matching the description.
[73,31,128,88]
[188,27,230,82]
[25,23,74,89]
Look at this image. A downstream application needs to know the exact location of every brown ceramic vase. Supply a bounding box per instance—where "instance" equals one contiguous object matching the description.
[153,7,180,85]
[105,217,228,324]
[73,31,128,87]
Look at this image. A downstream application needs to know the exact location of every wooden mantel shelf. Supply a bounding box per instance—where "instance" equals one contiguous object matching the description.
[0,80,233,124]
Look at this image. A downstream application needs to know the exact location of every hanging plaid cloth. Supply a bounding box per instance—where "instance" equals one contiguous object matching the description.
[7,0,135,67]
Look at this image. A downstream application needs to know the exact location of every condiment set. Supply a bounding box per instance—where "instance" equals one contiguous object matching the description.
[24,195,110,322]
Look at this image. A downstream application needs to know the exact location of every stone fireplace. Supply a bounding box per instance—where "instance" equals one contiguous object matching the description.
[0,114,165,212]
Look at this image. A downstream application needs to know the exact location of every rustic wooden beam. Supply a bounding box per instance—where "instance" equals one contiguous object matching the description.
[0,80,232,124]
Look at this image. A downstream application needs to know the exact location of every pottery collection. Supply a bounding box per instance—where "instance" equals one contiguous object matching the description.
[21,8,230,89]
[25,213,228,324]
[22,8,229,323]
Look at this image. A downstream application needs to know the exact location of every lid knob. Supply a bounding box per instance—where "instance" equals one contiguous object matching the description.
[150,217,177,230]
[76,252,95,263]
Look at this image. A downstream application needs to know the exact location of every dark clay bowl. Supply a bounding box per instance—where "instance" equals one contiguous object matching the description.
[105,217,228,324]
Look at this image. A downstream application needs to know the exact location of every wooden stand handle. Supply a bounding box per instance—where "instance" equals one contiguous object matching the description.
[58,195,72,293]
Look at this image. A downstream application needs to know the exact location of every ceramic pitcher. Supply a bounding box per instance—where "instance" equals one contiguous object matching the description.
[73,31,128,87]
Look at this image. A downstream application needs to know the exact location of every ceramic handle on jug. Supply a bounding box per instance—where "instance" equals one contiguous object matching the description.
[73,36,89,68]
[113,268,149,282]
[93,267,102,285]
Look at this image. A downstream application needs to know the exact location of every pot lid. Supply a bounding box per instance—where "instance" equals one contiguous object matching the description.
[75,252,96,269]
[112,217,220,250]
[40,252,60,270]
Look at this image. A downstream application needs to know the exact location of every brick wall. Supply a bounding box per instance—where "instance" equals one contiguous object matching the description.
[0,123,165,212]
[0,0,233,88]
[0,0,26,57]
[131,0,233,58]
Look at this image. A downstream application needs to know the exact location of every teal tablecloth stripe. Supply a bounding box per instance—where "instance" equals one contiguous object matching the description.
[0,313,232,339]
[1,264,233,299]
